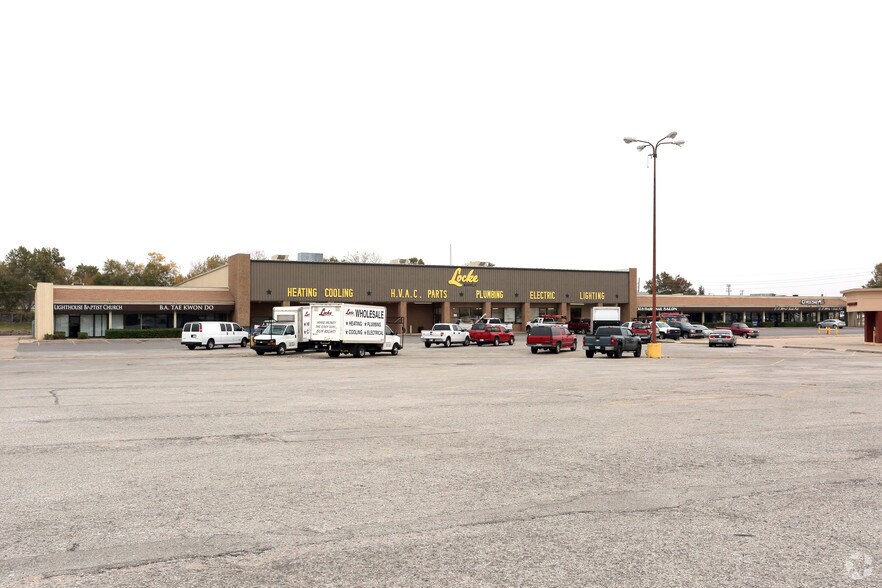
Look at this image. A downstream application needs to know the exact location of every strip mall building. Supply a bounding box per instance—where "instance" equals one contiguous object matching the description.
[33,253,881,344]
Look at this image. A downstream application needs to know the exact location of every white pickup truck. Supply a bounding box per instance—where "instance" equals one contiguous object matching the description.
[472,317,513,332]
[525,317,565,333]
[421,323,471,347]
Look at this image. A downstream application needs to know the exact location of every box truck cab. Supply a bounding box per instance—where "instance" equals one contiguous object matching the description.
[181,321,250,350]
[252,322,306,355]
[253,306,313,353]
[309,303,402,358]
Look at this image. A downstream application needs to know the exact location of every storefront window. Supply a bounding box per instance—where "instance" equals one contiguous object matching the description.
[452,306,482,323]
[141,314,172,329]
[531,307,557,319]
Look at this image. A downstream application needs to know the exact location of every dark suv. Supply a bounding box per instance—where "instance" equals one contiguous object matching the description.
[669,320,702,339]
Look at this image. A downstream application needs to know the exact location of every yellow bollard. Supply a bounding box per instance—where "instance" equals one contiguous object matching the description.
[826,327,830,335]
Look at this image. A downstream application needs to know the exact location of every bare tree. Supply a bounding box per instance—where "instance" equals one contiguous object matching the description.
[342,251,384,263]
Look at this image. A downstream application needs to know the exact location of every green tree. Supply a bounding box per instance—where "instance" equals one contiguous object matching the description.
[1,246,69,310]
[865,263,882,288]
[140,252,181,286]
[644,272,697,295]
[698,285,706,295]
[186,255,228,279]
[4,246,69,284]
[72,264,100,285]
[0,265,32,311]
[404,257,425,265]
[95,259,143,286]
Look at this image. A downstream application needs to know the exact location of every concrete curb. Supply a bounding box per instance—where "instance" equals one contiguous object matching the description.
[782,346,838,352]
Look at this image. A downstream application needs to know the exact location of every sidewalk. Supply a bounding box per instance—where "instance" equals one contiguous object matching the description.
[681,333,882,353]
[0,336,23,360]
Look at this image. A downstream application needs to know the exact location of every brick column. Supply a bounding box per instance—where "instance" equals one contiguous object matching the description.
[398,301,408,335]
[559,302,569,320]
[869,311,881,344]
[228,253,251,329]
[482,302,492,318]
[441,301,451,323]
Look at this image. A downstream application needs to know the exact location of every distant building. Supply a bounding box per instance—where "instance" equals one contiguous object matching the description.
[297,252,323,262]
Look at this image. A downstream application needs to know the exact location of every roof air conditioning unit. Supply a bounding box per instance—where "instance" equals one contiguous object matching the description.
[271,255,289,261]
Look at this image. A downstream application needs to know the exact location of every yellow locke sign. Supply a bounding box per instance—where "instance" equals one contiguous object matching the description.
[448,268,479,287]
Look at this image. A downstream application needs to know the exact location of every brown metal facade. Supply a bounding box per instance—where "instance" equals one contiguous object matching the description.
[250,260,630,305]
[241,259,635,332]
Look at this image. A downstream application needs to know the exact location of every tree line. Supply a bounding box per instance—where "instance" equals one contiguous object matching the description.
[8,244,876,312]
[0,247,421,312]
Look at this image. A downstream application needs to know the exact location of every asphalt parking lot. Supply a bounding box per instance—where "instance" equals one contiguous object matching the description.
[1,335,881,587]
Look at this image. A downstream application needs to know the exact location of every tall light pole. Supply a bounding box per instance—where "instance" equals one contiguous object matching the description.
[623,132,685,358]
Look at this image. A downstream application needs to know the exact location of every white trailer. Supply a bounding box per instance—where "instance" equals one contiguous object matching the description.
[309,303,402,358]
[590,306,621,333]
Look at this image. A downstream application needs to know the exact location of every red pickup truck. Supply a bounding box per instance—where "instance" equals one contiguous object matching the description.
[723,322,759,338]
[469,324,515,346]
[566,317,592,334]
[526,325,577,354]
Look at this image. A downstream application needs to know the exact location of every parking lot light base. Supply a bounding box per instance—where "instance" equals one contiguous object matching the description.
[647,342,662,358]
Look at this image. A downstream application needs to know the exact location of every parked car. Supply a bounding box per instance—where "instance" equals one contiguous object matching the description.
[582,326,642,358]
[708,329,737,347]
[525,316,567,333]
[566,317,592,334]
[627,322,652,343]
[668,320,703,339]
[421,323,471,347]
[725,322,759,338]
[526,325,577,354]
[692,324,712,338]
[473,317,513,331]
[817,318,846,329]
[181,321,250,350]
[622,321,651,342]
[650,321,681,340]
[469,323,515,346]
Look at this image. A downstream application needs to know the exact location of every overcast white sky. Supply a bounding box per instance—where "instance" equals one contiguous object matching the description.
[2,2,880,296]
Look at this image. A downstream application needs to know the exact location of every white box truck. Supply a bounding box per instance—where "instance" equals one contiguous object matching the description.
[273,306,313,341]
[590,306,621,333]
[309,303,402,358]
[251,306,314,355]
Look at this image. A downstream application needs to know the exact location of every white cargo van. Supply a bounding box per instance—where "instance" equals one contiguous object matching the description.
[181,321,250,350]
